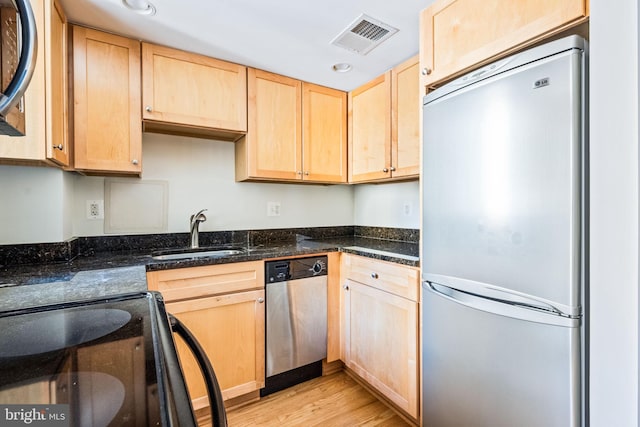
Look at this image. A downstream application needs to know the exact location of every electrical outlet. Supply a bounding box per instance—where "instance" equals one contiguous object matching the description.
[86,200,104,220]
[267,201,281,217]
[403,202,412,216]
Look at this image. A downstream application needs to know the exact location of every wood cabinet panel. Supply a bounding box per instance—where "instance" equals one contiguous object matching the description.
[420,0,588,89]
[0,0,68,167]
[45,0,68,166]
[146,261,264,302]
[167,290,265,408]
[326,252,342,363]
[142,43,247,139]
[348,72,391,182]
[343,279,419,418]
[147,261,265,408]
[72,27,141,175]
[237,68,301,181]
[349,57,420,183]
[343,254,420,302]
[302,83,347,183]
[237,74,347,183]
[391,57,420,178]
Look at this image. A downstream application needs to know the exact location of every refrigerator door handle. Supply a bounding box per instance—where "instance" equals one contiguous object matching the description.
[424,281,579,328]
[422,273,580,317]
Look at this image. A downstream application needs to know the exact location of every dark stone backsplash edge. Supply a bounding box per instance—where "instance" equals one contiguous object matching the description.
[0,226,418,267]
[354,226,419,243]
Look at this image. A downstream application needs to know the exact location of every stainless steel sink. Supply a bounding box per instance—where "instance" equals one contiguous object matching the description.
[151,248,245,261]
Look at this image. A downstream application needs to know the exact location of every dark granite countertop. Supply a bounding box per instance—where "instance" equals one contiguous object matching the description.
[0,227,419,312]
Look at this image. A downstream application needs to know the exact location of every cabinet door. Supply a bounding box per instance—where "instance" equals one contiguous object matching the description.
[0,0,64,166]
[348,72,391,182]
[72,27,142,175]
[420,0,588,88]
[166,290,265,409]
[344,279,419,418]
[302,83,347,183]
[391,56,420,178]
[238,69,301,181]
[44,0,68,166]
[142,43,247,137]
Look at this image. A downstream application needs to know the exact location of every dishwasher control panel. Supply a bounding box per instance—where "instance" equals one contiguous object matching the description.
[265,256,327,283]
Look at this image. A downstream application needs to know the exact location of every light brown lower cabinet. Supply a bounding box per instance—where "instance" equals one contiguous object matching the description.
[147,261,265,410]
[341,254,420,419]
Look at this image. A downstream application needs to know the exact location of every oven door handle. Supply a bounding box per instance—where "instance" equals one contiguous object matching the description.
[169,314,228,427]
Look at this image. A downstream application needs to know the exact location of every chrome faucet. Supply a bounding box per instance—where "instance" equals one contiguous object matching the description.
[189,209,207,248]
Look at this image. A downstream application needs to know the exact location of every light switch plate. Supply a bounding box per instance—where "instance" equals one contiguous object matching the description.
[267,201,281,217]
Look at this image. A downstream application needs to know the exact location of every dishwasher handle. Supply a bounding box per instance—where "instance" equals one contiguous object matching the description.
[169,314,228,427]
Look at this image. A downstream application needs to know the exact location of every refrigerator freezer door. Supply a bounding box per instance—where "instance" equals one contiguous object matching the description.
[422,49,584,308]
[422,283,581,427]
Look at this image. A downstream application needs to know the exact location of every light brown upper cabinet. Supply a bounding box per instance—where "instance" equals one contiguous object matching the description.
[0,0,69,167]
[419,0,589,90]
[236,70,347,183]
[349,56,420,183]
[141,43,247,141]
[302,83,347,183]
[72,27,142,175]
[391,57,420,178]
[349,72,391,183]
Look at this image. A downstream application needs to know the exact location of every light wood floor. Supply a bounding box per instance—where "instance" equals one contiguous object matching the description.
[223,372,411,427]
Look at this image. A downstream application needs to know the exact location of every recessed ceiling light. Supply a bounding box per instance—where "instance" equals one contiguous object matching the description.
[122,0,156,16]
[332,63,352,73]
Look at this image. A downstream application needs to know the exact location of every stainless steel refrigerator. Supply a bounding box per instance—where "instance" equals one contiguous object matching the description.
[421,36,587,427]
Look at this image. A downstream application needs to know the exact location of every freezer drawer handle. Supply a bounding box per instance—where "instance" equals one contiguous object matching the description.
[425,281,580,328]
[427,281,567,317]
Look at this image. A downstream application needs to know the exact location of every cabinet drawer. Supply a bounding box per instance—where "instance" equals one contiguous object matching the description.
[146,261,264,302]
[343,255,419,302]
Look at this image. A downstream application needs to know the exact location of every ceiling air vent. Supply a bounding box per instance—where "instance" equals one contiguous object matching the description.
[330,14,398,55]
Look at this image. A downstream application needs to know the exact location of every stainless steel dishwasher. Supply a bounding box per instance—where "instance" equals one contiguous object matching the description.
[262,255,328,396]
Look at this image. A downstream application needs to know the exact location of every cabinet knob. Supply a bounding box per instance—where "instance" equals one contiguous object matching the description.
[343,284,349,291]
[383,168,389,173]
[257,297,265,303]
[304,171,309,176]
[371,272,379,279]
[390,166,396,172]
[296,171,302,175]
[422,67,432,76]
[132,159,139,165]
[145,106,152,112]
[53,144,64,150]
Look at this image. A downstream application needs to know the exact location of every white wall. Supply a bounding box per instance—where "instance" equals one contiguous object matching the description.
[73,133,355,236]
[0,132,418,245]
[353,181,420,228]
[589,0,639,425]
[0,165,73,244]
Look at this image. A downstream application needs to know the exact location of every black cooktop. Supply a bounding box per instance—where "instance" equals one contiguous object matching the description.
[0,292,195,427]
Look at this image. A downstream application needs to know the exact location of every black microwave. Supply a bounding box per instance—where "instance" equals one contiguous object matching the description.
[0,0,37,136]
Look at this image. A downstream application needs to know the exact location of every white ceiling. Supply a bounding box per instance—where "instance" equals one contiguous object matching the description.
[58,0,435,91]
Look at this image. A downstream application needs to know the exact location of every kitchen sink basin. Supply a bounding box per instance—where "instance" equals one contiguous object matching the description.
[151,247,245,261]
